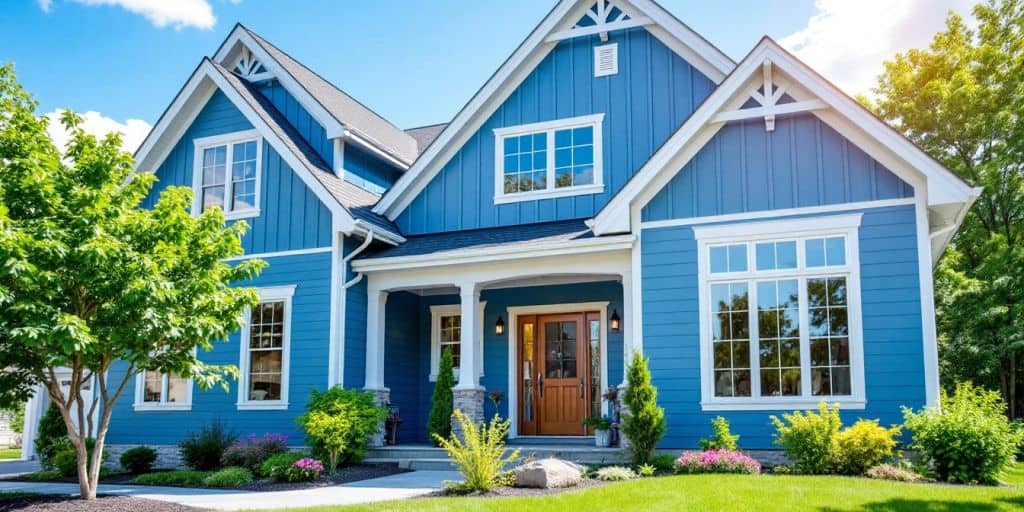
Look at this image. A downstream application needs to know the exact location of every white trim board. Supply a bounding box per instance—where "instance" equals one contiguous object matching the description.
[641,198,915,231]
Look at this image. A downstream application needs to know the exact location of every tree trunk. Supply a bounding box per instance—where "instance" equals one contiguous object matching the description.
[1010,351,1018,420]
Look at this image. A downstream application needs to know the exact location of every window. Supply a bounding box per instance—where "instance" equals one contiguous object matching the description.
[429,303,486,381]
[238,285,294,410]
[134,370,191,411]
[192,129,262,219]
[695,214,865,411]
[493,114,604,204]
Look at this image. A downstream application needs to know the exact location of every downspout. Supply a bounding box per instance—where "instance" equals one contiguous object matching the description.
[344,229,375,289]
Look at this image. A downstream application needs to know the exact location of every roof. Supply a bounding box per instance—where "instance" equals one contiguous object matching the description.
[363,219,594,259]
[238,26,420,166]
[404,123,448,155]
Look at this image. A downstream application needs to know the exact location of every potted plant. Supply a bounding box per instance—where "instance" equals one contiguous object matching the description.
[584,416,614,447]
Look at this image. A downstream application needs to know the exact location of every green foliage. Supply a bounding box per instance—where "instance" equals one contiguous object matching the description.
[699,416,739,451]
[428,348,455,445]
[220,434,289,474]
[583,416,612,430]
[3,403,24,434]
[132,470,210,486]
[770,403,842,474]
[903,382,1024,484]
[179,420,237,471]
[19,470,62,482]
[594,466,637,481]
[119,446,157,475]
[296,386,386,472]
[638,463,656,477]
[201,466,253,488]
[621,353,666,465]
[34,404,67,470]
[832,420,900,476]
[53,438,106,478]
[260,451,305,478]
[433,410,519,492]
[865,463,926,483]
[650,454,676,472]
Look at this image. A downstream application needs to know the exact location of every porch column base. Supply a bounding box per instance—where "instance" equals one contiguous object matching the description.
[451,387,485,438]
[367,387,390,447]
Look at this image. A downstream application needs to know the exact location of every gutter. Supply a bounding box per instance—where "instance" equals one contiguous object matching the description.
[343,230,375,289]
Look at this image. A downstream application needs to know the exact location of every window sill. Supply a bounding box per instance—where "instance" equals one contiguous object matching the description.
[223,208,260,221]
[133,404,192,412]
[495,184,604,205]
[700,398,866,411]
[237,402,288,411]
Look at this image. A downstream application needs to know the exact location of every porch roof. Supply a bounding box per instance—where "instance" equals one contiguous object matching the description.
[361,219,595,259]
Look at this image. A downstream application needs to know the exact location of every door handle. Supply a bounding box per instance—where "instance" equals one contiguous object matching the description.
[579,381,584,398]
[537,371,543,397]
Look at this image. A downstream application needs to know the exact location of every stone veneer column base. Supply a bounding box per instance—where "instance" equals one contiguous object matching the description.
[451,387,485,439]
[367,387,390,447]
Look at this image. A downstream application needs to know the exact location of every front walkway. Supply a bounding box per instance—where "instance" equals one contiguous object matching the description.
[0,469,459,511]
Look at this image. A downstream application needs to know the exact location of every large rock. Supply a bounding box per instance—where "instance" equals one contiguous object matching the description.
[512,458,583,488]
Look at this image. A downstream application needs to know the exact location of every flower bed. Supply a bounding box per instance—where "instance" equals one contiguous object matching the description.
[673,449,761,475]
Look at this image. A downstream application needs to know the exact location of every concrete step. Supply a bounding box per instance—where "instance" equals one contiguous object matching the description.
[364,457,456,471]
[509,436,596,446]
[366,444,627,467]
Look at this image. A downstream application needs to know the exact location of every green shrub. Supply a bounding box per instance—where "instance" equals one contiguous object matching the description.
[650,453,676,472]
[621,353,666,465]
[427,348,455,445]
[296,386,387,472]
[119,446,158,475]
[638,463,656,477]
[221,434,289,473]
[594,466,637,481]
[275,457,325,483]
[34,404,67,470]
[770,402,841,474]
[699,416,739,451]
[179,420,237,471]
[133,470,210,486]
[865,463,925,482]
[260,451,305,478]
[434,410,520,492]
[202,466,253,487]
[902,382,1024,484]
[52,438,106,478]
[832,419,900,475]
[20,470,62,482]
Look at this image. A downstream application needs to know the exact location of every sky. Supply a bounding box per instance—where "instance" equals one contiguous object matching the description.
[1,0,974,152]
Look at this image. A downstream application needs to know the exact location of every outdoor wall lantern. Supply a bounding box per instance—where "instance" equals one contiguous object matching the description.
[495,315,506,335]
[610,309,621,332]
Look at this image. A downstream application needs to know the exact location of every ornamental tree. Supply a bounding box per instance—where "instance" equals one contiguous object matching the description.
[0,64,264,499]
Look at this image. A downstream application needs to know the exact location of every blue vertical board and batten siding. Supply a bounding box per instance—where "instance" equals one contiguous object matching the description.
[396,27,715,235]
[255,81,334,168]
[342,237,368,390]
[343,144,403,195]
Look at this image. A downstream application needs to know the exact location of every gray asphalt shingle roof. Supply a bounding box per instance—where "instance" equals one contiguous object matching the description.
[362,219,594,259]
[404,123,448,156]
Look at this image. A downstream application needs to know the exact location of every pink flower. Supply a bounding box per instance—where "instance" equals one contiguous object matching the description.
[673,449,760,475]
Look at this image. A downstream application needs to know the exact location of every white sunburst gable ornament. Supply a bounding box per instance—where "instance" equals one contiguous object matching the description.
[547,0,653,43]
[232,48,272,82]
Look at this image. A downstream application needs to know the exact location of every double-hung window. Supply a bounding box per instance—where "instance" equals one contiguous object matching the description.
[134,370,191,411]
[192,129,262,219]
[493,114,604,204]
[238,286,294,410]
[694,214,865,411]
[429,303,486,381]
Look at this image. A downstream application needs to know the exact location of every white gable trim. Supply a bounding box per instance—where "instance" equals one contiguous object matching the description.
[590,37,979,237]
[372,0,736,220]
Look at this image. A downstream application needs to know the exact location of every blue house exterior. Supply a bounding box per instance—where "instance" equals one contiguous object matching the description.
[51,0,979,464]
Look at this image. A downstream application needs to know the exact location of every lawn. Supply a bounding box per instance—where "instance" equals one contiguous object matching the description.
[278,467,1024,512]
[0,448,20,460]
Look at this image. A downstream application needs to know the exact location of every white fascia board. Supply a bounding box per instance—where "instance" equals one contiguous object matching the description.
[134,62,216,174]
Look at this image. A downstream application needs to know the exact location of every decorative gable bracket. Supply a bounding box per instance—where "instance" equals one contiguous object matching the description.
[711,59,828,132]
[547,0,653,42]
[232,47,273,82]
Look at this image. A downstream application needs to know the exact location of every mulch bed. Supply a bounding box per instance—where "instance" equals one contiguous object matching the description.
[239,463,411,492]
[432,477,610,498]
[0,495,201,512]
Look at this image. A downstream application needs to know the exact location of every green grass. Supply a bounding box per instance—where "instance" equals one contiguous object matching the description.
[132,470,212,487]
[0,491,39,501]
[0,448,21,460]
[274,468,1024,512]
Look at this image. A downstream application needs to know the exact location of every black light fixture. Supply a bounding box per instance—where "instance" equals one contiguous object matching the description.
[495,315,506,335]
[610,309,621,332]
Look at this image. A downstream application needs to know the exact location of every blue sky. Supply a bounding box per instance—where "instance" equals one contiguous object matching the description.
[0,0,971,149]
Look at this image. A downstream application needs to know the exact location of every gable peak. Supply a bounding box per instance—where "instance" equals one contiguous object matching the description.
[231,46,272,82]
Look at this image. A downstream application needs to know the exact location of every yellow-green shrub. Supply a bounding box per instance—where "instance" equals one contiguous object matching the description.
[770,403,841,474]
[832,420,900,475]
[434,411,519,492]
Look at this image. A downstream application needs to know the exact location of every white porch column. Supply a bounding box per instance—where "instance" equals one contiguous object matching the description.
[621,270,635,386]
[364,288,389,392]
[452,283,485,435]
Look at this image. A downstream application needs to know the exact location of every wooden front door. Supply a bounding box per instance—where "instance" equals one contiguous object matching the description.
[518,313,591,436]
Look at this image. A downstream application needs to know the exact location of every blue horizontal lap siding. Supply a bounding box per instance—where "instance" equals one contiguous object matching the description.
[396,27,714,235]
[642,114,914,222]
[106,251,333,446]
[641,205,923,449]
[144,89,332,254]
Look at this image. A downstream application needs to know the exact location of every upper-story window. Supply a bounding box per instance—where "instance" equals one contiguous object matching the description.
[192,129,262,220]
[493,114,604,204]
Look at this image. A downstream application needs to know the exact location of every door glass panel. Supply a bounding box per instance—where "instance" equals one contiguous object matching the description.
[589,319,601,419]
[545,321,577,378]
[522,322,534,423]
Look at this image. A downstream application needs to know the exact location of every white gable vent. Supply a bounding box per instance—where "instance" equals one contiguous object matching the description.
[594,43,618,77]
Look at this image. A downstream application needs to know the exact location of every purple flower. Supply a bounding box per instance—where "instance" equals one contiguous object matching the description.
[673,449,760,475]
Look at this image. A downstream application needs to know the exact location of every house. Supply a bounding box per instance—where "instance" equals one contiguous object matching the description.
[19,0,980,462]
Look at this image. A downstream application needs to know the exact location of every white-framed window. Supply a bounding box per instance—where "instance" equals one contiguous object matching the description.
[133,370,191,411]
[192,129,262,220]
[492,114,604,204]
[429,302,486,381]
[694,214,866,411]
[238,285,294,410]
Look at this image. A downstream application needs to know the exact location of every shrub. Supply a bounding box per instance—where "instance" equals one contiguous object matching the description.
[770,402,841,474]
[275,458,325,483]
[260,451,306,478]
[119,446,158,474]
[202,466,254,488]
[133,470,210,486]
[221,433,289,473]
[297,387,387,472]
[53,438,106,478]
[865,463,925,482]
[638,463,656,477]
[34,404,67,470]
[583,416,613,430]
[179,420,237,471]
[427,348,455,445]
[594,466,637,481]
[621,353,667,465]
[832,419,900,475]
[434,410,520,492]
[650,453,676,472]
[673,449,760,475]
[699,416,739,451]
[902,382,1024,484]
[20,470,62,481]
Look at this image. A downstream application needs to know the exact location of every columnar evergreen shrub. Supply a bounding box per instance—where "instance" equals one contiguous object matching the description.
[621,353,666,465]
[770,402,841,474]
[296,386,387,472]
[699,416,739,451]
[433,410,519,492]
[427,348,455,445]
[179,420,237,471]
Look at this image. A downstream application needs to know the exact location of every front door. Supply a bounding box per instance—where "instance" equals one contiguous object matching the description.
[518,312,594,435]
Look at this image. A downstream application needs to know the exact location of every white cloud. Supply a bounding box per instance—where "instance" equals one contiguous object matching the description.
[42,0,225,30]
[44,110,152,155]
[37,0,53,13]
[780,0,973,96]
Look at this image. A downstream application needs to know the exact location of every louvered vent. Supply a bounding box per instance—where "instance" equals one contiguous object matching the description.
[594,43,618,77]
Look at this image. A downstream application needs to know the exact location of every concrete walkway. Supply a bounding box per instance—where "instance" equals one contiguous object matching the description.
[0,470,460,510]
[0,459,39,477]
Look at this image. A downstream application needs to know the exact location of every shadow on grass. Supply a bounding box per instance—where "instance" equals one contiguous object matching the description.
[822,495,1024,512]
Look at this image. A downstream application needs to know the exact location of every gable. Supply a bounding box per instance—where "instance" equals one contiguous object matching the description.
[255,81,334,169]
[643,113,913,222]
[396,27,715,235]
